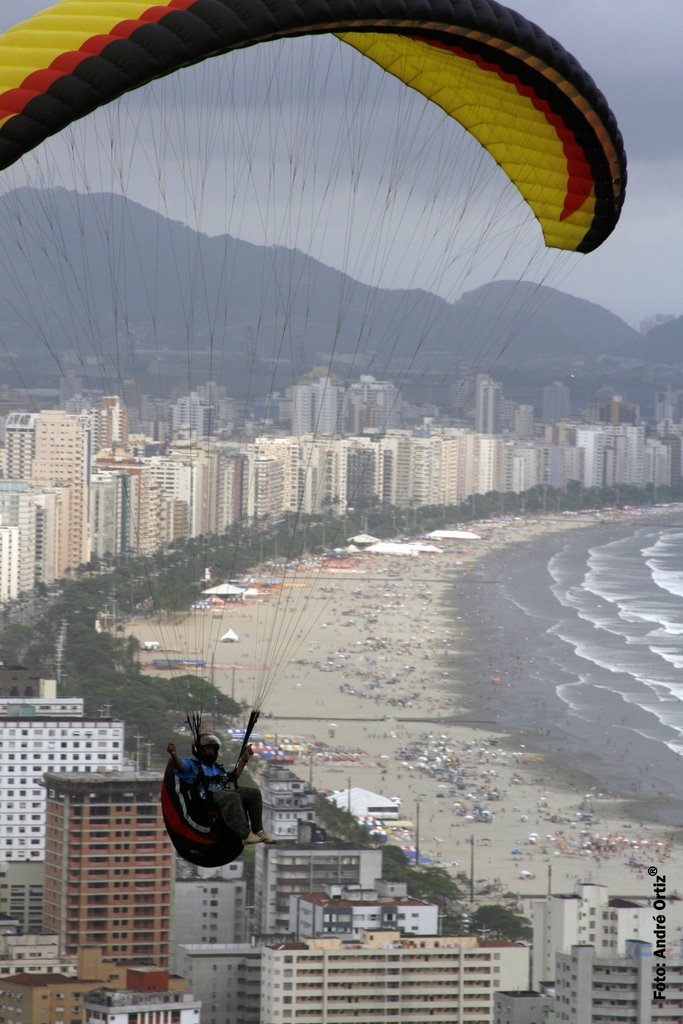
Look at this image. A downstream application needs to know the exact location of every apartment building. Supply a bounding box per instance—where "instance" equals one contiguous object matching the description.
[42,771,172,966]
[260,930,528,1023]
[172,860,248,960]
[555,941,683,1023]
[255,835,382,936]
[31,410,92,574]
[175,944,261,1024]
[532,883,652,987]
[0,682,124,931]
[289,882,439,939]
[260,764,317,841]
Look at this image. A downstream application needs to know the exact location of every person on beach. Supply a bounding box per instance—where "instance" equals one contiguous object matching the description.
[166,733,277,846]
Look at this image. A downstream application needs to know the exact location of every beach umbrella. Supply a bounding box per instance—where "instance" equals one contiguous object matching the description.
[511,849,523,857]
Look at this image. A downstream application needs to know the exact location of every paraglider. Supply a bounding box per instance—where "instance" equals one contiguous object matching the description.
[0,1,627,866]
[161,712,276,866]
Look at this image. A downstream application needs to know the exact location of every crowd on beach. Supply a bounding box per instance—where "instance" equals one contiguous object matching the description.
[135,510,683,894]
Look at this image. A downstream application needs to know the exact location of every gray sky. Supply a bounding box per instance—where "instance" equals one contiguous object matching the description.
[1,1,681,328]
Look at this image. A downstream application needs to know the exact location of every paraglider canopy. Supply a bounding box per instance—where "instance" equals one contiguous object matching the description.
[0,0,626,253]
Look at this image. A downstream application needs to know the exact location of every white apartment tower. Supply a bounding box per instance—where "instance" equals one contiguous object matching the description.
[291,376,345,436]
[255,836,383,936]
[575,425,606,488]
[259,764,317,841]
[170,391,214,439]
[0,523,19,603]
[474,374,503,435]
[5,412,39,480]
[0,482,43,594]
[0,691,124,863]
[532,883,652,987]
[555,941,683,1023]
[346,375,401,433]
[260,931,529,1023]
[0,674,124,930]
[243,453,285,522]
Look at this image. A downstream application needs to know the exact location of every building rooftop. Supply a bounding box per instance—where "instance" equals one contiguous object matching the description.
[298,892,429,909]
[43,770,162,785]
[3,973,75,986]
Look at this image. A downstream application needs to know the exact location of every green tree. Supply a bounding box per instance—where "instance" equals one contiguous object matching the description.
[470,904,532,942]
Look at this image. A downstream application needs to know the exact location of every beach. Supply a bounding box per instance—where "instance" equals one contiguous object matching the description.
[127,510,683,901]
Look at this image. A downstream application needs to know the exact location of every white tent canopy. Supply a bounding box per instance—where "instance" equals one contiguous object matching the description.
[219,629,240,643]
[202,583,246,599]
[365,541,441,556]
[348,533,381,546]
[328,787,401,821]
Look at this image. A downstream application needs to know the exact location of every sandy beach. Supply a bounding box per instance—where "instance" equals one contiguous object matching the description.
[127,510,682,904]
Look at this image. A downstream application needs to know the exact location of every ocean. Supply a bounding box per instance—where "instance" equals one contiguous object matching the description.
[456,516,683,825]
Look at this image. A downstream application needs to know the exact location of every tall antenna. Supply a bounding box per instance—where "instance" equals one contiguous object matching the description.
[55,620,67,688]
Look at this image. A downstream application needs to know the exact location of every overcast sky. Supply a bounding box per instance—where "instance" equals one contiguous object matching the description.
[1,1,681,329]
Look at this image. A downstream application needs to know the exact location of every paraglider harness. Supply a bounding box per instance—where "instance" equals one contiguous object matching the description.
[161,709,259,868]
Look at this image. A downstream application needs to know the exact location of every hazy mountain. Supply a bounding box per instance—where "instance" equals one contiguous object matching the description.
[641,316,683,364]
[0,187,652,394]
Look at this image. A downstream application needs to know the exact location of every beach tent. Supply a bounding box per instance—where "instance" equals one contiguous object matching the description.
[219,629,240,643]
[348,533,380,547]
[328,787,401,821]
[203,583,246,601]
[365,541,442,556]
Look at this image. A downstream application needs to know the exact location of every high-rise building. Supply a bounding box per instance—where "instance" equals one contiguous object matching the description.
[42,771,172,966]
[345,375,401,433]
[0,482,44,594]
[574,426,605,488]
[242,454,285,522]
[291,375,345,436]
[5,412,39,480]
[531,882,651,987]
[175,944,261,1024]
[474,374,503,435]
[93,452,163,556]
[259,765,317,841]
[0,524,19,604]
[89,396,129,452]
[30,410,92,574]
[513,404,535,438]
[260,931,529,1023]
[172,860,248,961]
[0,686,124,865]
[555,941,683,1023]
[170,391,214,439]
[254,831,383,936]
[0,679,124,931]
[542,381,571,424]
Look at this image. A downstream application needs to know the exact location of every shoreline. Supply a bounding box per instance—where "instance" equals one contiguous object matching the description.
[447,518,683,830]
[128,508,683,897]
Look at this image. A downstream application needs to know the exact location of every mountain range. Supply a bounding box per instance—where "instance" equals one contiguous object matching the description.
[0,187,675,399]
